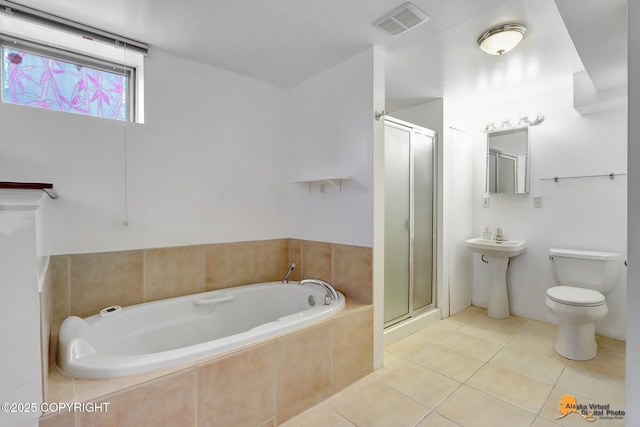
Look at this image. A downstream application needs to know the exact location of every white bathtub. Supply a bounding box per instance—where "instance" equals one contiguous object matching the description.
[57,281,344,378]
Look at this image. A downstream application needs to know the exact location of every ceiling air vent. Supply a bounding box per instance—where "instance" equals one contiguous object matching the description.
[373,2,429,36]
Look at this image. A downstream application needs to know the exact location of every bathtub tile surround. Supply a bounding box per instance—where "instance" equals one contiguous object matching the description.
[70,250,144,318]
[332,308,375,391]
[198,342,276,427]
[287,239,302,282]
[205,242,254,289]
[144,245,205,301]
[332,243,374,304]
[276,323,333,423]
[49,238,372,336]
[41,237,373,426]
[79,369,196,427]
[38,410,75,427]
[41,303,373,427]
[50,256,71,337]
[251,239,290,283]
[300,240,333,279]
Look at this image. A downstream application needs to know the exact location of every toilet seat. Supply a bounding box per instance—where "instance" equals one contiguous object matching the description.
[546,286,605,307]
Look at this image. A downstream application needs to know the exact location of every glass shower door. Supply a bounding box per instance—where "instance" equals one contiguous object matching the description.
[384,118,435,327]
[384,124,411,324]
[412,130,434,310]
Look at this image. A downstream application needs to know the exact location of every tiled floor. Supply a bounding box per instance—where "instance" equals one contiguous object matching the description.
[281,306,626,427]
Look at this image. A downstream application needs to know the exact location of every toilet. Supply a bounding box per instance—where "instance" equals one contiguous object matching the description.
[545,248,621,360]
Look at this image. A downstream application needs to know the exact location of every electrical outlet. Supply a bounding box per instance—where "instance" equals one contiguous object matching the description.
[534,197,543,208]
[482,197,490,208]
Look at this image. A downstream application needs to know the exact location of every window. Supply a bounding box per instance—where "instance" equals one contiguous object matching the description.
[2,42,132,121]
[0,3,146,122]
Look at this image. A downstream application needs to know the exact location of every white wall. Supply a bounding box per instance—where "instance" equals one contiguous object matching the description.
[446,128,475,315]
[286,49,376,247]
[466,87,627,340]
[0,49,288,255]
[626,0,640,422]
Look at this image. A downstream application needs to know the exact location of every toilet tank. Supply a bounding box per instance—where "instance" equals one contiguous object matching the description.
[549,248,622,293]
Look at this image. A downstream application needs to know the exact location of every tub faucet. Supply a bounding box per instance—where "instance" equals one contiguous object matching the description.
[299,279,340,305]
[282,263,296,283]
[495,227,508,241]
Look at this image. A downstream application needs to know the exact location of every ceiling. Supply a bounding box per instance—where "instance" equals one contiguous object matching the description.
[6,0,628,112]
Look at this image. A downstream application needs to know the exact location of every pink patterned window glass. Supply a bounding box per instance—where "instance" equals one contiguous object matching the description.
[1,46,129,121]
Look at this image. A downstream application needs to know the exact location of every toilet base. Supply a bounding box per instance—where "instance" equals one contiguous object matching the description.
[554,322,597,360]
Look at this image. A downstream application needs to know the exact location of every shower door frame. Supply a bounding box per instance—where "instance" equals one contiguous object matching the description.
[383,116,438,329]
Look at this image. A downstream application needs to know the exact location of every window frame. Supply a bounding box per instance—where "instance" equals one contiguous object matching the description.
[1,36,136,121]
[0,9,145,123]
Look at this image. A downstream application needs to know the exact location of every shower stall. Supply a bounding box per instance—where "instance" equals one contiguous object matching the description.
[383,117,436,328]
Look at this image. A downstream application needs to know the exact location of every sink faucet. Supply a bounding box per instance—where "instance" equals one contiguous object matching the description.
[282,263,296,283]
[299,279,340,305]
[495,227,508,241]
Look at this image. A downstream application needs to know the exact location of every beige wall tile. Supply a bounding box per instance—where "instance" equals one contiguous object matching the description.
[287,239,302,282]
[276,323,332,423]
[74,362,195,404]
[50,255,70,335]
[300,240,332,280]
[205,241,252,290]
[39,411,76,427]
[70,251,143,318]
[144,245,204,302]
[252,239,289,283]
[332,243,372,303]
[198,342,276,427]
[332,308,373,392]
[78,369,196,427]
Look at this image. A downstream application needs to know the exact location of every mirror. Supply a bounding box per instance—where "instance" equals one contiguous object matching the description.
[486,127,530,194]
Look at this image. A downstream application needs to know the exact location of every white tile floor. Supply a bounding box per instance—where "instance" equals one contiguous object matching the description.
[281,306,626,427]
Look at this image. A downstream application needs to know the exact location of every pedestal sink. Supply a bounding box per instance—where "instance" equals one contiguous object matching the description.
[465,237,526,319]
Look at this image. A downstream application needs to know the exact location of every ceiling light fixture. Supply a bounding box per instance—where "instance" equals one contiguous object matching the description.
[477,23,527,55]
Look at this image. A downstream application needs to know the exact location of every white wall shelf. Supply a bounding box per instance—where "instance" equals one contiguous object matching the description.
[295,176,351,193]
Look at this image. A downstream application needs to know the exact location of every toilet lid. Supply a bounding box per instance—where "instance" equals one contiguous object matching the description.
[547,286,605,307]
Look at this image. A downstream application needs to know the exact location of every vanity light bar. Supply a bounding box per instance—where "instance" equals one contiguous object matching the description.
[484,114,544,133]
